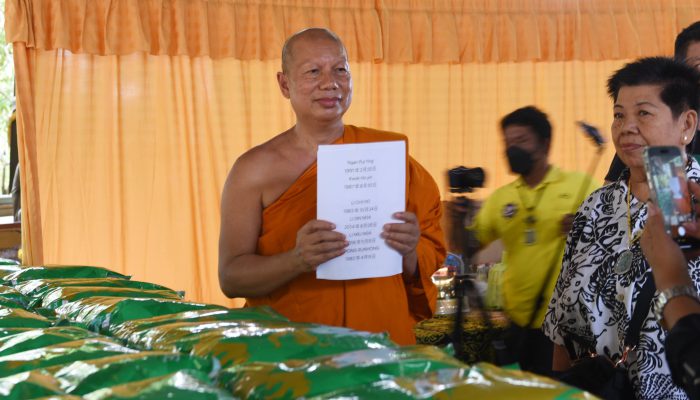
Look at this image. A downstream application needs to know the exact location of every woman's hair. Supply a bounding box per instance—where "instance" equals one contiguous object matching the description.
[607,57,700,118]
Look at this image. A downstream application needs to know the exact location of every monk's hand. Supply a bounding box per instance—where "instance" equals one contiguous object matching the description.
[293,220,348,272]
[640,201,692,291]
[381,212,420,257]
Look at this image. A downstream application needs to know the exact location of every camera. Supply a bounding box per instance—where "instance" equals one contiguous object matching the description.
[448,166,485,193]
[445,166,486,266]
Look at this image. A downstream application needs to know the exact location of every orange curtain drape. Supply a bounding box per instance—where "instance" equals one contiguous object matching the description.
[7,0,700,62]
[6,0,700,306]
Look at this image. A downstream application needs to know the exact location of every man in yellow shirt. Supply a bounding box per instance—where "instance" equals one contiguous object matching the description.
[470,106,598,376]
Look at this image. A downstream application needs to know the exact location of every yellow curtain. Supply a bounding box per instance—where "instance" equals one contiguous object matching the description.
[7,0,700,305]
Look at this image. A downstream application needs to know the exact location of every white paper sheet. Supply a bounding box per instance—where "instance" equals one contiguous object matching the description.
[316,140,406,280]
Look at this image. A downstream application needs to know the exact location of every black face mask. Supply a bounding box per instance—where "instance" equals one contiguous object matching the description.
[506,146,535,176]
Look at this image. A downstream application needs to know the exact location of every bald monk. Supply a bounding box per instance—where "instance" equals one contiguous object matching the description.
[218,28,446,345]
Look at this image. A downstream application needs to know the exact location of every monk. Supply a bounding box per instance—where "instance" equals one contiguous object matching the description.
[217,28,446,345]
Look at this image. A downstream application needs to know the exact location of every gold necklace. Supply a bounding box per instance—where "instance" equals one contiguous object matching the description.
[615,185,644,274]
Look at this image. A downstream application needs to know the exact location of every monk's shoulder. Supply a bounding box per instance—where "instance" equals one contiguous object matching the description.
[228,134,287,189]
[347,125,408,143]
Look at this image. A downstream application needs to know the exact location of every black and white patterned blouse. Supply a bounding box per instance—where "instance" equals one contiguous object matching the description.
[543,158,700,400]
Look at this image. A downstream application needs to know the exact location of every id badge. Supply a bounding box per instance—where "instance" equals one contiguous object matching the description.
[525,228,536,245]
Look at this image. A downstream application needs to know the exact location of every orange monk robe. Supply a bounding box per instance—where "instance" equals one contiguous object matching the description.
[247,125,446,345]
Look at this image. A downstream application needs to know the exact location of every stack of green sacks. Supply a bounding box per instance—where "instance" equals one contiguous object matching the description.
[0,264,595,399]
[222,348,594,399]
[0,265,232,399]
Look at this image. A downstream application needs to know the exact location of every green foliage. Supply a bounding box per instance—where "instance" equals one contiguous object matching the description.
[0,0,14,194]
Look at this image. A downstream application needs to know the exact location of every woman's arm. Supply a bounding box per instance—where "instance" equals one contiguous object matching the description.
[552,343,573,371]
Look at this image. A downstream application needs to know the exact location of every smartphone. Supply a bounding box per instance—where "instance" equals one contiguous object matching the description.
[643,146,695,245]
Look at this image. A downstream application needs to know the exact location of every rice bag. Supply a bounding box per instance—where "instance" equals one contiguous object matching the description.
[109,307,288,340]
[15,278,177,301]
[0,327,33,338]
[125,320,395,367]
[0,370,64,399]
[3,266,129,285]
[32,307,58,320]
[82,371,234,400]
[47,351,218,395]
[54,297,227,332]
[0,337,138,377]
[0,285,29,308]
[223,345,466,399]
[0,326,101,358]
[0,265,20,279]
[38,287,182,310]
[309,364,595,399]
[0,307,53,329]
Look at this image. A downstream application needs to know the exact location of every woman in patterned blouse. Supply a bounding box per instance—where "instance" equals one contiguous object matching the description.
[543,57,700,400]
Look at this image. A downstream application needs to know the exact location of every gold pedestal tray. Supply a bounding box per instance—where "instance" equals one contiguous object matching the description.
[414,311,509,364]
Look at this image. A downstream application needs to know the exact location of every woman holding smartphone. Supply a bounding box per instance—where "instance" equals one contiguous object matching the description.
[542,57,700,400]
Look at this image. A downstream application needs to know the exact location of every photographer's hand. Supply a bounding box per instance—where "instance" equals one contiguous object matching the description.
[560,213,574,236]
[446,198,470,215]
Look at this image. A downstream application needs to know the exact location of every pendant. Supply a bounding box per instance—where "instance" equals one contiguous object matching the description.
[615,249,633,274]
[525,228,536,245]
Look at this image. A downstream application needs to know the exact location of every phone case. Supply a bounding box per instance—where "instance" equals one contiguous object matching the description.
[643,146,693,236]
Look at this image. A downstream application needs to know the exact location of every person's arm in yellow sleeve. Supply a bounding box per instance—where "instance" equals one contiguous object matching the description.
[468,194,500,252]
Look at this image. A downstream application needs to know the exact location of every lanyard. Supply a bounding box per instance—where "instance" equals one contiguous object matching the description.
[516,182,548,225]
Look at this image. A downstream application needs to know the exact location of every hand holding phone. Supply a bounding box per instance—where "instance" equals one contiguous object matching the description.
[643,146,694,240]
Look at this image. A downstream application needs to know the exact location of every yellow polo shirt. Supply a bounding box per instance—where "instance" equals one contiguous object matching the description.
[471,166,599,328]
